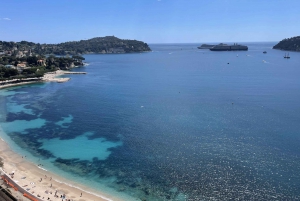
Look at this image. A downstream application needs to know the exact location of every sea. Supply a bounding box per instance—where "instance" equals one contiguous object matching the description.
[1,43,300,201]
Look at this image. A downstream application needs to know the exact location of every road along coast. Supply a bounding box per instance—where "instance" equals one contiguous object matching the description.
[0,70,86,89]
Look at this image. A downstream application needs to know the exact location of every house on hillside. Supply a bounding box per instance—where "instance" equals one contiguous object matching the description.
[16,63,29,72]
[37,59,46,66]
[16,51,25,58]
[108,47,125,53]
[5,51,12,56]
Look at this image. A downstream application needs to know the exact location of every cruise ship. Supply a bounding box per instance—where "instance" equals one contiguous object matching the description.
[209,43,248,51]
[197,44,215,49]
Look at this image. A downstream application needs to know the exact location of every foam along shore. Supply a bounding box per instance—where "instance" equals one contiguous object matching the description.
[0,136,122,201]
[0,70,86,89]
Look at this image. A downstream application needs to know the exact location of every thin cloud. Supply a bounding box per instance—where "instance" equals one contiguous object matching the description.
[3,18,11,20]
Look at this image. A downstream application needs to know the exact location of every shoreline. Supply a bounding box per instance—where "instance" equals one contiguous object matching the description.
[0,71,126,201]
[0,80,43,89]
[0,70,84,90]
[0,126,123,201]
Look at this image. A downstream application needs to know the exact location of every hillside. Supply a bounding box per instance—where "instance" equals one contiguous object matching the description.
[0,36,151,55]
[273,36,300,51]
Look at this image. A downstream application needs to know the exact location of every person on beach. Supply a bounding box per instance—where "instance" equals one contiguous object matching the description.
[80,192,82,197]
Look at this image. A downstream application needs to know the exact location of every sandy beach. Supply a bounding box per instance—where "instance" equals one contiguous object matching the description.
[0,128,123,201]
[0,70,124,201]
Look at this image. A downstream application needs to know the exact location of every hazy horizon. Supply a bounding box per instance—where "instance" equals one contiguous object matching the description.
[1,0,299,44]
[0,39,279,45]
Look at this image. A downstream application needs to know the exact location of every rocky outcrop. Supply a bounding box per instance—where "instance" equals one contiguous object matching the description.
[273,36,300,51]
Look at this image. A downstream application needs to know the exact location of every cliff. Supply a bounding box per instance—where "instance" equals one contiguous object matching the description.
[273,36,300,51]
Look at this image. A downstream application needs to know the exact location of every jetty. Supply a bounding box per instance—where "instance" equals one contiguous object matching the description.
[42,70,86,83]
[63,72,87,74]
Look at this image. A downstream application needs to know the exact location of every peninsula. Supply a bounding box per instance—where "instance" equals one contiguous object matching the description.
[0,36,151,83]
[0,36,151,56]
[273,36,300,51]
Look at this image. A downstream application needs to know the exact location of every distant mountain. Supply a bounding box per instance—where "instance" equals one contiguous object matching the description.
[0,36,151,55]
[273,36,300,51]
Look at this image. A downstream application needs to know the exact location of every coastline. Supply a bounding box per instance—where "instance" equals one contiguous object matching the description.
[0,71,125,201]
[0,80,43,90]
[0,132,123,201]
[0,70,77,90]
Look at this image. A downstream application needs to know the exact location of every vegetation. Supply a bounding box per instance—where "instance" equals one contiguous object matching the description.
[273,36,300,51]
[0,36,150,80]
[0,55,84,80]
[0,36,151,55]
[0,67,19,78]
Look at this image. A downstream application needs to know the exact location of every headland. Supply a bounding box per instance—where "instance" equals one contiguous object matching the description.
[273,36,300,51]
[0,36,151,56]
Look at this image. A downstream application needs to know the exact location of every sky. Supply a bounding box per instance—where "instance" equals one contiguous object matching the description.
[0,0,299,44]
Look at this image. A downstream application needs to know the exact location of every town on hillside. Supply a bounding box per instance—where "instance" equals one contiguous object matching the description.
[0,36,150,81]
[0,41,85,81]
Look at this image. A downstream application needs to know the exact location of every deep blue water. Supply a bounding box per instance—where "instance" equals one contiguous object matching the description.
[1,43,300,200]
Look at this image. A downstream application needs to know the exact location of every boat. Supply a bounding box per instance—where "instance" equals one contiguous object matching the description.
[284,53,290,59]
[209,43,248,51]
[263,51,267,53]
[197,44,215,49]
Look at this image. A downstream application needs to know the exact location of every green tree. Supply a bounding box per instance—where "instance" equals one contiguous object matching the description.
[72,55,85,61]
[0,71,5,80]
[27,56,38,65]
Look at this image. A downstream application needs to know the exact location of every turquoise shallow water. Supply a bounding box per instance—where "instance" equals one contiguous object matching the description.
[1,43,300,200]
